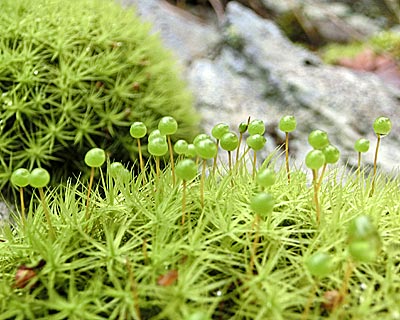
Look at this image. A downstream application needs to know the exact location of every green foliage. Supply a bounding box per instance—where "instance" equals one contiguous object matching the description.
[1,114,399,319]
[0,0,199,191]
[321,31,400,63]
[2,151,400,318]
[321,42,365,64]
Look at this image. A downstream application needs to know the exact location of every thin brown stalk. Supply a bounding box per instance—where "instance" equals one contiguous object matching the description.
[301,282,318,320]
[85,167,95,221]
[317,163,327,191]
[200,160,206,208]
[126,258,142,320]
[181,180,187,225]
[252,151,257,179]
[312,169,320,225]
[213,140,219,175]
[370,134,381,196]
[167,136,176,186]
[39,187,56,240]
[19,187,26,228]
[285,132,291,183]
[249,214,260,274]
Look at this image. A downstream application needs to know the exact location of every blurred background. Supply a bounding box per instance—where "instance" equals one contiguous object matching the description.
[126,0,400,170]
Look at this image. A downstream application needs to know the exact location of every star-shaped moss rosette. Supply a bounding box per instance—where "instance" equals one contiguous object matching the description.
[0,0,198,194]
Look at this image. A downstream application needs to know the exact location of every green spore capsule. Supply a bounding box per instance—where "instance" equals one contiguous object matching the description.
[109,162,125,179]
[305,252,333,278]
[148,137,168,157]
[322,144,340,164]
[11,168,30,187]
[238,121,248,134]
[349,240,377,263]
[256,168,276,188]
[186,144,197,158]
[373,116,392,136]
[29,168,50,188]
[130,122,147,139]
[250,192,274,218]
[348,215,376,241]
[248,119,265,135]
[158,116,178,135]
[220,132,239,151]
[176,159,198,181]
[279,115,297,132]
[354,138,370,153]
[148,129,165,142]
[305,150,325,170]
[246,134,266,151]
[195,139,217,159]
[174,139,189,155]
[212,123,230,140]
[193,133,211,146]
[308,130,329,149]
[85,148,106,168]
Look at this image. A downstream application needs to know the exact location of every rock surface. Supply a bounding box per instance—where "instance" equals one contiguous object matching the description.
[121,0,400,172]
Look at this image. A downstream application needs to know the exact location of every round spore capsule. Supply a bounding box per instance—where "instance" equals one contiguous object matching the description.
[158,116,178,135]
[305,252,333,278]
[220,132,239,151]
[238,122,248,134]
[109,162,124,179]
[174,139,189,155]
[308,130,329,149]
[130,122,147,139]
[279,115,297,132]
[148,129,165,142]
[11,168,30,187]
[246,134,266,151]
[305,150,325,170]
[148,137,168,157]
[193,134,211,146]
[185,311,210,320]
[212,123,230,140]
[248,119,265,135]
[349,241,377,263]
[85,148,106,168]
[348,215,376,241]
[322,144,340,164]
[250,192,274,218]
[373,116,391,136]
[29,168,50,188]
[256,168,276,188]
[354,138,370,153]
[186,144,197,158]
[176,159,198,181]
[195,139,217,159]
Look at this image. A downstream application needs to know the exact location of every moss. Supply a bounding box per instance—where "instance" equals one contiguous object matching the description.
[0,0,199,191]
[320,31,400,64]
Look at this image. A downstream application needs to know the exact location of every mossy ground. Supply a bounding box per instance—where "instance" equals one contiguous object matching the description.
[0,148,399,319]
[0,0,199,193]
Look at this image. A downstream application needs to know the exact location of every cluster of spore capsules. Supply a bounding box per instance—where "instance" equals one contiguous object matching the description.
[9,114,392,313]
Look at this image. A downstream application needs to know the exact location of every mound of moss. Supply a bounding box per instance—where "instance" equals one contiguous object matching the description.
[0,0,199,190]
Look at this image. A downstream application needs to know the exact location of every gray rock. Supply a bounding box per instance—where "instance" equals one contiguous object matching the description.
[117,0,220,65]
[0,201,12,226]
[119,0,400,171]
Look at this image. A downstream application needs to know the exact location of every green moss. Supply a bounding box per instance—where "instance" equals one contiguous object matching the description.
[321,31,400,64]
[0,0,199,190]
[370,31,400,57]
[320,42,365,64]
